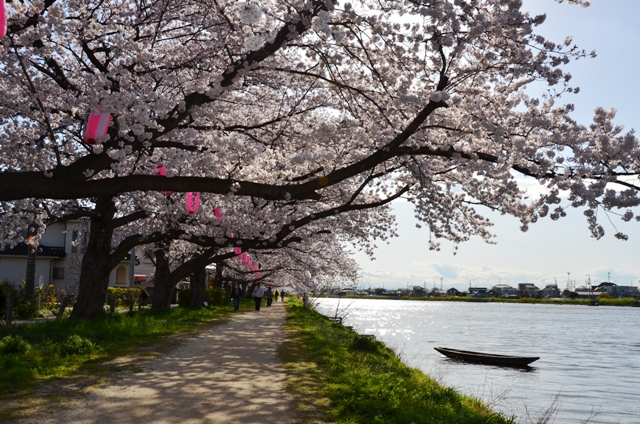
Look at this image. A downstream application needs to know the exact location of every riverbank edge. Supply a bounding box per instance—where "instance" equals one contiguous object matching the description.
[315,295,640,307]
[278,299,515,424]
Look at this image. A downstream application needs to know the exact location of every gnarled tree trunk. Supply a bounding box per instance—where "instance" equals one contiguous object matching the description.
[213,261,223,288]
[151,246,176,310]
[71,197,116,320]
[189,266,207,308]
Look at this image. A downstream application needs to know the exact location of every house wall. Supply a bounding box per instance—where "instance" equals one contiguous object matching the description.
[40,222,66,247]
[2,220,150,291]
[109,263,131,287]
[0,257,53,288]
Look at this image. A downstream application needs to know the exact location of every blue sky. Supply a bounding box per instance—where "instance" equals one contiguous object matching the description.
[352,0,640,292]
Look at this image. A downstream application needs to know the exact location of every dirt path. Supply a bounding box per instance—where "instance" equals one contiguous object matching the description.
[33,301,296,424]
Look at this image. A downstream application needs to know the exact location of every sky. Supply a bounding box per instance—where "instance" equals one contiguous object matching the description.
[351,0,640,292]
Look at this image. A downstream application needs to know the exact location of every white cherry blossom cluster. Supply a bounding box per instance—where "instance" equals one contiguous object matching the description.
[333,28,346,44]
[244,35,264,51]
[312,10,332,37]
[238,3,263,25]
[429,91,450,103]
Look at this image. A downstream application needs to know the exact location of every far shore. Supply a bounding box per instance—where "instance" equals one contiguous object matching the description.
[314,294,640,307]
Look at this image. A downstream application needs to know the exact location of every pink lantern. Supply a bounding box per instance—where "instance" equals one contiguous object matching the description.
[153,165,172,195]
[153,165,166,177]
[214,207,225,223]
[186,192,200,213]
[234,247,241,255]
[0,0,6,39]
[82,108,111,145]
[256,272,261,279]
[241,252,249,264]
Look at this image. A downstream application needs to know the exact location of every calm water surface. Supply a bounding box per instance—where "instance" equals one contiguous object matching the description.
[314,298,640,424]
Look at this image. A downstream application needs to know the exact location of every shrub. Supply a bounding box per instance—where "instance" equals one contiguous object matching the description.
[351,334,386,354]
[178,288,191,307]
[178,287,230,307]
[107,287,149,307]
[59,335,102,357]
[13,299,38,319]
[0,281,39,320]
[206,287,230,306]
[0,335,32,355]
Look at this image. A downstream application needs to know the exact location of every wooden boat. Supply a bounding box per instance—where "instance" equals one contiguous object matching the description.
[434,347,540,367]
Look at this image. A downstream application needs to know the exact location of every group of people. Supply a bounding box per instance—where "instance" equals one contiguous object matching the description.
[229,281,286,312]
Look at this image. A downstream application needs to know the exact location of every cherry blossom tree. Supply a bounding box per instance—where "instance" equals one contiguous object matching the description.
[2,0,639,318]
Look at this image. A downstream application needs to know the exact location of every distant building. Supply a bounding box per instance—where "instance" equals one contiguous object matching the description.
[540,284,561,298]
[518,283,540,298]
[467,287,489,298]
[447,288,461,297]
[574,288,597,299]
[593,283,639,298]
[411,286,426,297]
[491,284,518,298]
[617,286,639,298]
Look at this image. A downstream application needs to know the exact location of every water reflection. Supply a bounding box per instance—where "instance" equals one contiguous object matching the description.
[314,298,640,424]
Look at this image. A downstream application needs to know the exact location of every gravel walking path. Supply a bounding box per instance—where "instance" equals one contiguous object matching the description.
[34,301,296,424]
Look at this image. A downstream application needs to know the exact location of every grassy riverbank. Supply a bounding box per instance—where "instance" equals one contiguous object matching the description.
[0,300,253,395]
[321,295,640,307]
[280,299,514,424]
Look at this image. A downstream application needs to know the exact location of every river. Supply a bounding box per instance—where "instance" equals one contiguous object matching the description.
[313,298,640,424]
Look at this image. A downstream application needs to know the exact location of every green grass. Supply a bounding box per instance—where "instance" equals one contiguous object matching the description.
[0,299,254,395]
[280,299,515,424]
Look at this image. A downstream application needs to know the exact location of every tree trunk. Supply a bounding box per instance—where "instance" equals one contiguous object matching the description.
[71,197,116,320]
[213,261,223,288]
[151,246,175,310]
[189,266,207,308]
[246,280,258,299]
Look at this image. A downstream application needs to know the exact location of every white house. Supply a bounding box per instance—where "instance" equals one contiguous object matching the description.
[0,220,154,291]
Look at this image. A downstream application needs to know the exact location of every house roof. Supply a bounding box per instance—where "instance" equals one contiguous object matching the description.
[492,284,514,289]
[0,243,66,258]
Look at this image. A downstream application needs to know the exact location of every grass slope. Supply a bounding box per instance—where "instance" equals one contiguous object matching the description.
[280,300,515,424]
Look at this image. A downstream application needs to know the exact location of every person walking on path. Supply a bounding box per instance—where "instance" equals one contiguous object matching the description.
[230,282,242,312]
[253,282,265,311]
[274,289,279,302]
[280,290,285,301]
[266,286,273,307]
[303,292,309,307]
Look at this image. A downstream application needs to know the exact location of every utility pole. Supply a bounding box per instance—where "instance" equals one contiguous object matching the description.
[440,277,443,290]
[25,224,39,301]
[129,247,136,288]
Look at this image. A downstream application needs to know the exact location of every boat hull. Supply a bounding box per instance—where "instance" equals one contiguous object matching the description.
[434,347,539,367]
